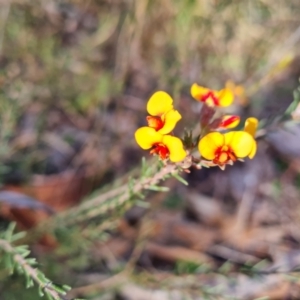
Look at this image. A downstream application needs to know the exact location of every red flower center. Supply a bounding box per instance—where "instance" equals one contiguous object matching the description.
[147,116,164,131]
[213,145,237,165]
[150,143,170,160]
[201,91,219,106]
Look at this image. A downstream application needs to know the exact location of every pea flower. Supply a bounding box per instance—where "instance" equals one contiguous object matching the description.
[135,127,186,162]
[244,117,258,137]
[146,91,181,135]
[191,83,234,107]
[198,118,258,167]
[225,80,248,106]
[217,115,240,129]
[207,115,240,131]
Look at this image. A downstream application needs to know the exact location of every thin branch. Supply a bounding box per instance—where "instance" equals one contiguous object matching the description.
[66,164,180,298]
[59,163,178,225]
[25,163,178,243]
[0,239,67,300]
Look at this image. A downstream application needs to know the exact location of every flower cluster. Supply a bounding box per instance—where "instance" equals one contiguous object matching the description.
[135,91,187,163]
[135,83,258,170]
[199,118,257,168]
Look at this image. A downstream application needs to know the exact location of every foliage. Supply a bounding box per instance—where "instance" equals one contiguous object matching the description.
[0,224,74,300]
[1,0,300,299]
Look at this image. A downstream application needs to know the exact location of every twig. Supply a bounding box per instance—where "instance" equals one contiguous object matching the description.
[0,239,66,300]
[207,244,260,265]
[65,164,180,298]
[64,163,178,225]
[25,163,178,243]
[67,271,127,298]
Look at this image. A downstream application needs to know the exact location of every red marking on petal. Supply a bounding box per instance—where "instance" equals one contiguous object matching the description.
[146,116,164,131]
[218,116,239,128]
[213,146,237,166]
[201,91,219,106]
[150,143,170,160]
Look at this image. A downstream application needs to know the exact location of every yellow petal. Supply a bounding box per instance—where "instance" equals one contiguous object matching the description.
[162,135,186,162]
[190,83,210,101]
[218,115,240,129]
[248,141,257,159]
[224,131,255,158]
[147,91,174,116]
[198,132,224,160]
[158,109,182,135]
[216,88,234,107]
[135,127,163,150]
[244,117,258,137]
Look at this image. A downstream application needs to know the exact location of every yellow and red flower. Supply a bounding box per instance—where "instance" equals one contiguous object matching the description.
[191,83,234,107]
[208,114,240,130]
[244,117,258,137]
[217,115,240,129]
[198,118,258,167]
[134,91,186,162]
[146,91,181,135]
[135,127,186,162]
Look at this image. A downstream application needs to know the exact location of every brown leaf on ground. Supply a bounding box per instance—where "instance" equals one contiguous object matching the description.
[0,171,96,246]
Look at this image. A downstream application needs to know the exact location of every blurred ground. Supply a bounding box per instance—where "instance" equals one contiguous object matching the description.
[1,0,300,299]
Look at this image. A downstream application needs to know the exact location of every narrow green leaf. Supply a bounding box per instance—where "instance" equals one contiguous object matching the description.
[147,185,169,192]
[26,258,37,266]
[128,177,135,195]
[36,271,47,282]
[45,291,55,300]
[15,245,29,252]
[4,222,16,241]
[141,157,147,177]
[163,172,173,180]
[135,192,145,199]
[285,89,300,115]
[172,173,188,186]
[16,265,24,274]
[20,250,31,258]
[157,160,164,169]
[52,283,68,295]
[136,200,150,208]
[4,255,14,274]
[38,285,44,297]
[10,231,26,242]
[25,273,34,288]
[62,284,72,291]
